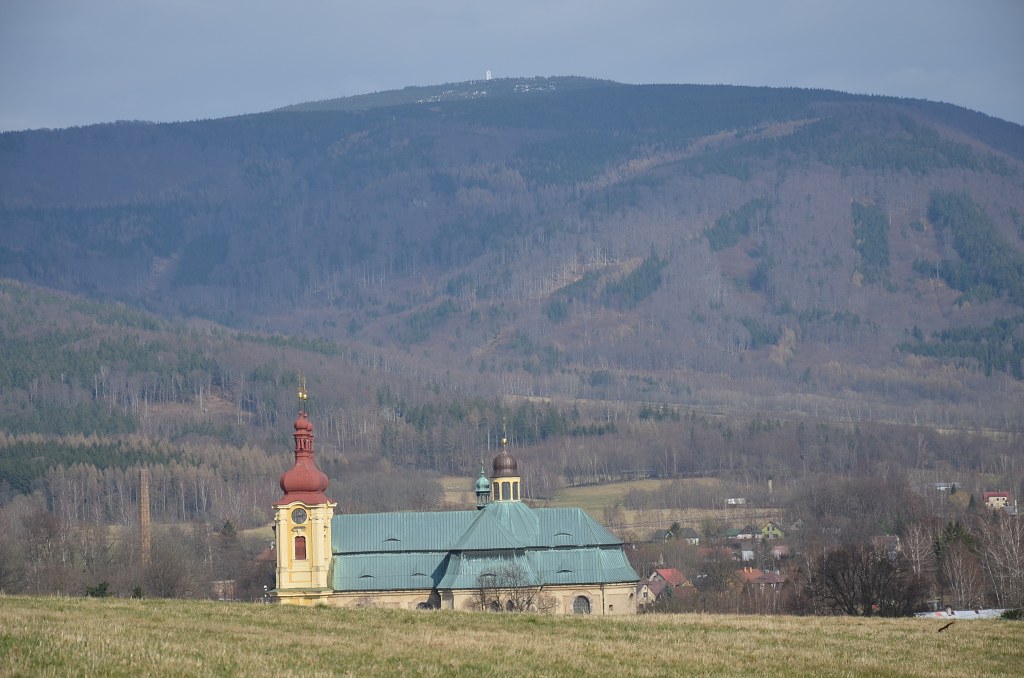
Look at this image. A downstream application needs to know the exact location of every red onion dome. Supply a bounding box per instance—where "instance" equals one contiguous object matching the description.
[276,411,330,505]
[279,460,329,499]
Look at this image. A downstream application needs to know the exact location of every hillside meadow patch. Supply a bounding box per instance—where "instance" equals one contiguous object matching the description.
[0,595,1020,677]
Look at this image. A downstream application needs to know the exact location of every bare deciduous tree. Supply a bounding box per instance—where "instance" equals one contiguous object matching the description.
[941,542,983,609]
[806,543,927,616]
[974,513,1024,609]
[474,563,557,613]
[902,522,935,580]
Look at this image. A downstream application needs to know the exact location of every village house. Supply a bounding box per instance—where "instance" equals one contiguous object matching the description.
[760,521,785,540]
[983,491,1011,510]
[637,567,691,608]
[678,527,701,545]
[737,566,786,591]
[649,567,689,589]
[635,580,656,607]
[649,526,700,545]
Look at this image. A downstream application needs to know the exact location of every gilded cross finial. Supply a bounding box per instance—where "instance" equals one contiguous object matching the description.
[297,374,308,411]
[501,416,508,447]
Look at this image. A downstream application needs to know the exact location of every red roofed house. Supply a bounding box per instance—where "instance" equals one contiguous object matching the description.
[983,491,1011,510]
[737,567,764,584]
[637,567,692,608]
[650,567,689,588]
[737,566,786,590]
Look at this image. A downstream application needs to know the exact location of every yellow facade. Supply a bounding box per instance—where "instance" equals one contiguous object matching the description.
[490,476,521,502]
[274,499,335,599]
[282,581,637,615]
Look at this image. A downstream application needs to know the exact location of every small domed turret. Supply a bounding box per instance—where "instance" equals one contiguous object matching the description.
[474,465,491,510]
[490,435,522,503]
[492,437,518,478]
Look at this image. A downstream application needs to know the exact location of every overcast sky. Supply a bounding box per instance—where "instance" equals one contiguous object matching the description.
[1,0,1022,132]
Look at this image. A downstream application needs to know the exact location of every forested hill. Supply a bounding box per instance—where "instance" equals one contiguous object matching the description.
[2,76,1024,432]
[273,76,621,112]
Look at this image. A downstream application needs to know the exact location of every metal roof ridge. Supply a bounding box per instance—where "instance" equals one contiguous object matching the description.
[452,505,528,551]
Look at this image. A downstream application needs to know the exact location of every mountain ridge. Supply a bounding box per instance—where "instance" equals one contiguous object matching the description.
[272,75,622,113]
[2,77,1023,432]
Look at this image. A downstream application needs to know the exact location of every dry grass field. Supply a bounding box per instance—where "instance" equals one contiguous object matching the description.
[540,478,782,536]
[442,476,681,511]
[441,475,477,506]
[1,595,1020,677]
[547,478,677,512]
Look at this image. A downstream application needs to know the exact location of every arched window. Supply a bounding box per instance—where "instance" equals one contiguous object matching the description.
[294,536,306,560]
[512,482,519,500]
[573,595,591,614]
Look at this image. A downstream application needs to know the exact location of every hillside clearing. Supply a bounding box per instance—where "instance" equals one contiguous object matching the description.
[548,478,679,511]
[0,596,1019,677]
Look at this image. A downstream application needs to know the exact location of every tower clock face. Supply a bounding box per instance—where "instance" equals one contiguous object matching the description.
[291,508,307,524]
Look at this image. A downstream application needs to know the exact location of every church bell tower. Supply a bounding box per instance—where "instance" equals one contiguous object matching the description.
[273,382,335,604]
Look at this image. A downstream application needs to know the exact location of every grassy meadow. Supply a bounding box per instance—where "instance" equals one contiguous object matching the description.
[547,478,677,512]
[1,595,1020,677]
[541,478,783,535]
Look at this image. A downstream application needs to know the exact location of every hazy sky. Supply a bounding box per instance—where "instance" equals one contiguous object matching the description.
[1,0,1022,132]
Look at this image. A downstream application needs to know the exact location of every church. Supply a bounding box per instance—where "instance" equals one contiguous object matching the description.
[272,409,639,614]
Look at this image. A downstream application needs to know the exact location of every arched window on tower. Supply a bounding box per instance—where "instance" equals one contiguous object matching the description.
[513,481,519,500]
[294,536,307,560]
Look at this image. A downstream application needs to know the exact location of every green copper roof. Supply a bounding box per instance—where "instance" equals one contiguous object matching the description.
[434,552,539,590]
[329,502,639,592]
[332,552,451,592]
[434,547,636,590]
[453,501,538,550]
[332,510,478,554]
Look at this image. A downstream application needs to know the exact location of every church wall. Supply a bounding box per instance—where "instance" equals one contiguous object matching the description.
[324,589,441,610]
[544,582,637,615]
[450,583,637,615]
[281,582,638,615]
